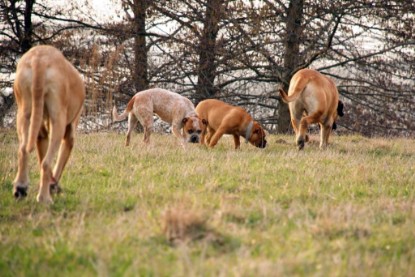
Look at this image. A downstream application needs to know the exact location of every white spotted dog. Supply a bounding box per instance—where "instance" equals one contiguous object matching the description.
[112,88,207,147]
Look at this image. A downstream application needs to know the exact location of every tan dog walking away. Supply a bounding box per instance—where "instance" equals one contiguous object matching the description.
[279,68,343,150]
[195,99,267,149]
[112,88,206,147]
[13,45,85,203]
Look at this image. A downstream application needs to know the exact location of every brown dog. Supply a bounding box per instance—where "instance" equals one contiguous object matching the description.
[13,45,85,203]
[112,88,206,147]
[279,68,343,150]
[195,99,267,149]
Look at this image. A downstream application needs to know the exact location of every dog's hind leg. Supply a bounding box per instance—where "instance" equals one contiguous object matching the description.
[290,107,308,146]
[298,112,321,150]
[13,103,31,199]
[37,116,66,203]
[319,123,332,149]
[51,122,77,194]
[141,115,154,144]
[143,125,153,144]
[291,118,300,144]
[125,114,138,146]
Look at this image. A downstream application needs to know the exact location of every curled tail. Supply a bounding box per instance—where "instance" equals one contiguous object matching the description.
[26,57,46,153]
[279,74,312,103]
[112,96,135,122]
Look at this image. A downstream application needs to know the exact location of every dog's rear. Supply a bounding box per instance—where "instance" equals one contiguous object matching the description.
[13,45,85,203]
[279,69,341,149]
[279,73,312,103]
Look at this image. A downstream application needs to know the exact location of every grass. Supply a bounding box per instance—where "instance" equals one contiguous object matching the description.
[1,129,415,276]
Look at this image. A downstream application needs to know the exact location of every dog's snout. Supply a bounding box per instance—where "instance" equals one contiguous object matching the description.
[189,135,199,143]
[257,139,267,148]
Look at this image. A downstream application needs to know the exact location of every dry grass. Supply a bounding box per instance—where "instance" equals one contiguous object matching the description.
[1,129,415,276]
[162,201,207,242]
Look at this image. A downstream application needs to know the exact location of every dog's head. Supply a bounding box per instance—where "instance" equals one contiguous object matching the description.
[248,121,267,148]
[182,116,208,143]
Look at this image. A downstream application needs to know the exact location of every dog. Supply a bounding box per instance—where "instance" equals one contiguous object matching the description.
[13,45,85,203]
[279,68,343,150]
[195,99,267,149]
[112,88,207,147]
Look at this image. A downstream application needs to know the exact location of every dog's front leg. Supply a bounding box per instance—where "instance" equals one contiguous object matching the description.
[172,124,186,148]
[200,130,206,145]
[233,135,241,149]
[208,127,226,148]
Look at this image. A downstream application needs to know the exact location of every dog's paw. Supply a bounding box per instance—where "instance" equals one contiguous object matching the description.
[297,138,305,150]
[50,183,62,195]
[13,186,28,199]
[36,193,54,204]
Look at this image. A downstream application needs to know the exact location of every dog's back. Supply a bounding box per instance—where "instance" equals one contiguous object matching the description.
[196,99,248,123]
[280,69,339,119]
[15,45,85,152]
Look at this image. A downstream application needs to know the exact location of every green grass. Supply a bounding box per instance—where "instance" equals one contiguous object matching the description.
[1,129,415,276]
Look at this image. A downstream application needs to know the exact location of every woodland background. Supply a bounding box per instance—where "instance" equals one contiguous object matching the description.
[1,0,414,136]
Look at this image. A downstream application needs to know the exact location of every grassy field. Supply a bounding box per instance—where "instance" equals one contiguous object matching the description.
[1,129,414,276]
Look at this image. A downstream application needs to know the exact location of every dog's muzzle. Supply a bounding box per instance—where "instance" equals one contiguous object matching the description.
[256,138,267,148]
[189,134,200,143]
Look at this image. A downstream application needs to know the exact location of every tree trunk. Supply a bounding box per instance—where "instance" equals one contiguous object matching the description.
[132,0,149,94]
[21,0,34,52]
[278,0,304,133]
[195,0,223,104]
[7,0,34,53]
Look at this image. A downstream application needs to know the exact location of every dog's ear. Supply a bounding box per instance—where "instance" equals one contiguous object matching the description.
[337,100,344,117]
[202,119,208,125]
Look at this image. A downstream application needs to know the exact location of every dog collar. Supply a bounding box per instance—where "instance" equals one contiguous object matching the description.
[245,121,254,143]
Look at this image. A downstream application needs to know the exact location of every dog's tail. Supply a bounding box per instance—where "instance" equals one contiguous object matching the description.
[279,75,311,103]
[112,96,135,122]
[26,56,46,153]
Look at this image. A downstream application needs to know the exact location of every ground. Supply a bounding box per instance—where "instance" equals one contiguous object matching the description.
[1,130,414,276]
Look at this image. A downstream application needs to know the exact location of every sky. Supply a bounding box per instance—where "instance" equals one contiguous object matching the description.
[91,0,120,20]
[50,0,123,23]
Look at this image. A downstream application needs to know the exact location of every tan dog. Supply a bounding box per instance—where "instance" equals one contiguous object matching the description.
[112,88,206,147]
[195,99,267,149]
[279,68,343,150]
[13,45,85,203]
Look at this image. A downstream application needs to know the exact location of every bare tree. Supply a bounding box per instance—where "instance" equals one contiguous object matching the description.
[1,0,414,136]
[195,0,225,103]
[122,0,150,93]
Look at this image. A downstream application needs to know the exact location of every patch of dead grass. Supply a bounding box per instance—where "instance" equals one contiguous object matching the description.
[162,204,223,246]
